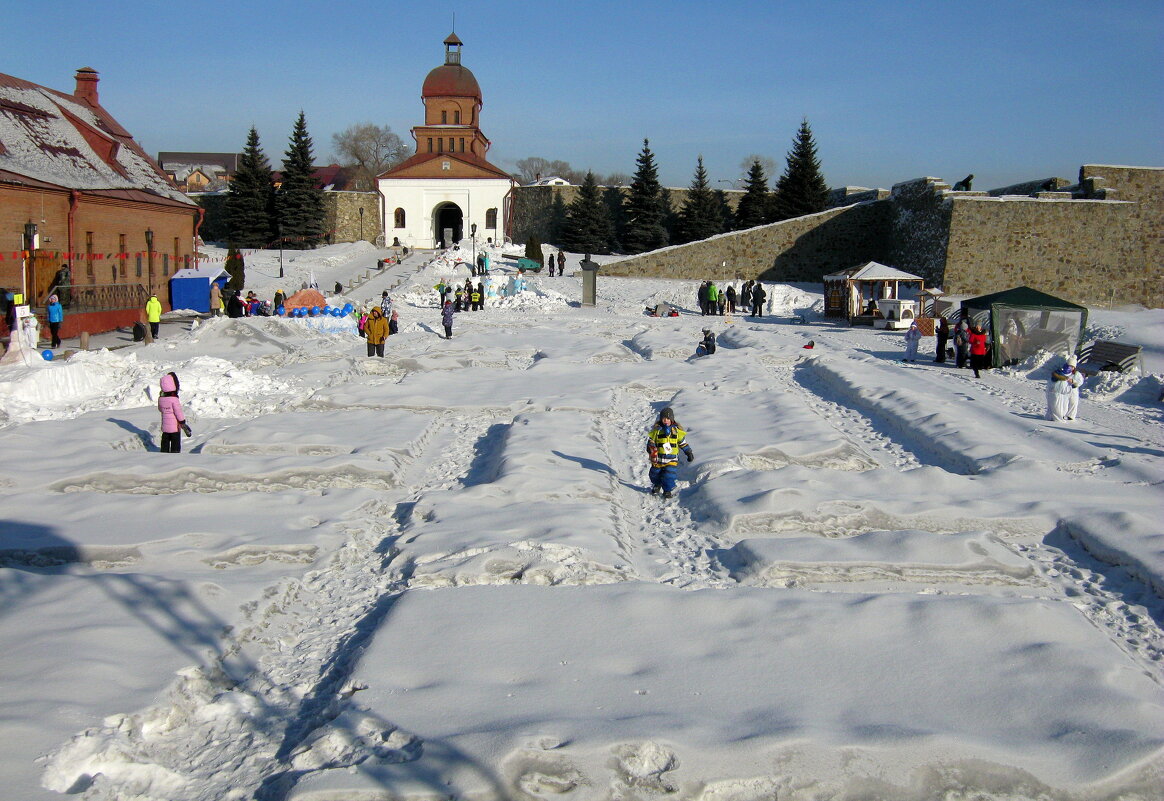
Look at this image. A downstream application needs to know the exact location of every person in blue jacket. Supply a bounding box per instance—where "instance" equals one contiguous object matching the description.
[646,406,694,499]
[46,293,64,348]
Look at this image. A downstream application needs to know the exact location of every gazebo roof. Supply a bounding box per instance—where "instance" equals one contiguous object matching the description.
[823,261,924,282]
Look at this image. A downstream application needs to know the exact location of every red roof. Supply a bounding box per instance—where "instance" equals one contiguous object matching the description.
[379,151,514,181]
[422,64,481,102]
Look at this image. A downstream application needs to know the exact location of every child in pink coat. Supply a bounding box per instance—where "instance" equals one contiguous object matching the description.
[158,372,191,453]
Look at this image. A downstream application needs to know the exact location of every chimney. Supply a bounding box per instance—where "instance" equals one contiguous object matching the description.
[74,67,99,106]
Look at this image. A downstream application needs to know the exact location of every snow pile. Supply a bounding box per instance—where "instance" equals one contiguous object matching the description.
[1,243,1162,801]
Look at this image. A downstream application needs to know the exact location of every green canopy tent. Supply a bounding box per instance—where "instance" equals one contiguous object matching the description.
[960,286,1088,368]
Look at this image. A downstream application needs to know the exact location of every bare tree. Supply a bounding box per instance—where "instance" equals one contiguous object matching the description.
[332,123,411,190]
[739,154,777,184]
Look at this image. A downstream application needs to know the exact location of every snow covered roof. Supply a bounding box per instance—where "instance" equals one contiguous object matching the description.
[823,261,924,282]
[0,70,194,207]
[529,176,571,186]
[171,265,227,281]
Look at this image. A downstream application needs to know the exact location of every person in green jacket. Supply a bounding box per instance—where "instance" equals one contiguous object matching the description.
[707,282,720,316]
[145,295,162,339]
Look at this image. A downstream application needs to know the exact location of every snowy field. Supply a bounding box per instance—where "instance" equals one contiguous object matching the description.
[1,241,1162,801]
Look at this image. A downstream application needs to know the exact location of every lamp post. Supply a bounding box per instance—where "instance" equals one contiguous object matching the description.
[278,223,284,279]
[471,223,477,273]
[145,228,154,296]
[22,221,37,303]
[358,206,365,242]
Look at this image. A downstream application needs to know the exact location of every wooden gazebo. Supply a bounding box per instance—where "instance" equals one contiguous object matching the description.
[823,262,925,325]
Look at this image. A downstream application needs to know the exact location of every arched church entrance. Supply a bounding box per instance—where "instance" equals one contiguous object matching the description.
[433,203,464,248]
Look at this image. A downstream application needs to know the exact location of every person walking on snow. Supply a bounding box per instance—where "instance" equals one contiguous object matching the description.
[157,372,191,453]
[46,294,63,348]
[145,294,162,338]
[968,323,989,378]
[441,299,455,339]
[364,307,389,357]
[647,407,694,499]
[902,321,922,362]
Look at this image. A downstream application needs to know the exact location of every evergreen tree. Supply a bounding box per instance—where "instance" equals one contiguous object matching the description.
[621,139,668,254]
[713,189,735,233]
[772,118,830,221]
[226,127,275,248]
[560,171,613,255]
[734,160,771,229]
[678,156,724,243]
[547,192,568,245]
[525,233,544,263]
[279,111,326,249]
[225,246,245,292]
[602,185,626,252]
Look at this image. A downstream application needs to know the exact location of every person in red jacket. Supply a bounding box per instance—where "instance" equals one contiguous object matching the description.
[968,324,990,378]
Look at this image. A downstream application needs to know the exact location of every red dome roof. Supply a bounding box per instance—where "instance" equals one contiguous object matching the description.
[422,64,481,101]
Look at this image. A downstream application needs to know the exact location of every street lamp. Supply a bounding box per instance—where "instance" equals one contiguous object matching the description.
[22,222,38,303]
[145,228,154,295]
[278,223,284,279]
[358,206,365,242]
[471,223,477,273]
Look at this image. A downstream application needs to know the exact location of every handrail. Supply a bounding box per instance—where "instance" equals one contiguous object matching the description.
[43,283,148,314]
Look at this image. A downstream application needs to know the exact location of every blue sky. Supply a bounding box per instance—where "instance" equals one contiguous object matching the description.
[8,0,1162,190]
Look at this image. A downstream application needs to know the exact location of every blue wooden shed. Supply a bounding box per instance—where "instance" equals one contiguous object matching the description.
[169,266,228,314]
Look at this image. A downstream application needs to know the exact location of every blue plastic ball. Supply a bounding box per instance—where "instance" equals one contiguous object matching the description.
[342,304,353,314]
[276,305,285,316]
[311,306,320,315]
[42,349,54,361]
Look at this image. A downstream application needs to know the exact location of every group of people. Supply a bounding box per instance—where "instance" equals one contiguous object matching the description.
[544,251,567,277]
[435,278,487,313]
[696,280,767,318]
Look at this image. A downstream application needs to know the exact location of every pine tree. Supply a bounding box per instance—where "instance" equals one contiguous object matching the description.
[226,127,275,248]
[734,160,771,229]
[713,189,735,233]
[225,246,245,291]
[621,139,669,254]
[279,111,326,249]
[560,171,613,255]
[602,185,626,252]
[547,192,568,245]
[678,156,724,243]
[772,118,830,221]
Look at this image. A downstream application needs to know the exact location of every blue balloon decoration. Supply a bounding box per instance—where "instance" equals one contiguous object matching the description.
[342,304,353,314]
[276,305,285,316]
[42,349,54,361]
[311,306,321,316]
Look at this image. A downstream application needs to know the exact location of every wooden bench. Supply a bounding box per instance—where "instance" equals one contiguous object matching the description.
[1077,340,1143,376]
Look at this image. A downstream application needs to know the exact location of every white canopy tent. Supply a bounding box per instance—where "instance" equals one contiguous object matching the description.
[823,261,925,321]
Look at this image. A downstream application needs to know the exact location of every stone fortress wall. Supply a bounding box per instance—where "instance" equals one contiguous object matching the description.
[586,164,1163,309]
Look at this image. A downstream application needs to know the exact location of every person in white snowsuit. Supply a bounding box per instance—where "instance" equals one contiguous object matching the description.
[902,321,922,362]
[1046,355,1084,421]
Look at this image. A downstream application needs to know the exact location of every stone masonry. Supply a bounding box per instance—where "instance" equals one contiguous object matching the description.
[594,165,1163,309]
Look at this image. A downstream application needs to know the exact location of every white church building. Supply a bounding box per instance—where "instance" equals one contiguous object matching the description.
[377,33,517,250]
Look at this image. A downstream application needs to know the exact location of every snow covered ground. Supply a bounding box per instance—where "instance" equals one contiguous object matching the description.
[1,241,1162,801]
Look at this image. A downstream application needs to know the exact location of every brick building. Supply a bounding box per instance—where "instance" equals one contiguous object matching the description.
[0,68,201,339]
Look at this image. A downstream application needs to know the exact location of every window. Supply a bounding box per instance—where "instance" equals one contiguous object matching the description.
[85,232,94,278]
[427,138,433,153]
[119,234,127,279]
[454,110,460,124]
[174,237,180,270]
[394,208,406,228]
[438,139,443,153]
[485,208,498,229]
[162,254,169,276]
[441,110,447,124]
[449,137,454,152]
[459,138,465,152]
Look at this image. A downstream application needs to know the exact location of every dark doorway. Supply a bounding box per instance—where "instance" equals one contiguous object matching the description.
[433,203,463,248]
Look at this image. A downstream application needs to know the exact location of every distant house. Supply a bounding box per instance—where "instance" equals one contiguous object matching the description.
[0,68,200,338]
[158,152,241,193]
[529,175,571,187]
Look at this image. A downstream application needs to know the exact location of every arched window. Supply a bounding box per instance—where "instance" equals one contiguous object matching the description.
[394,208,406,228]
[485,208,498,229]
[454,110,461,124]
